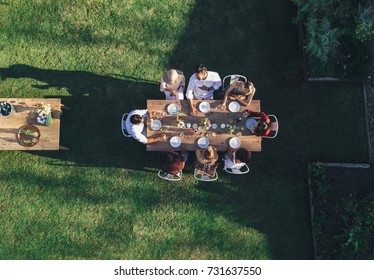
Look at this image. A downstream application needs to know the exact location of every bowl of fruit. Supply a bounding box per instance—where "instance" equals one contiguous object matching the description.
[17,125,41,147]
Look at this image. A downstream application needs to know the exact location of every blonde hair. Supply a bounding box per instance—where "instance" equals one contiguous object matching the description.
[203,146,214,160]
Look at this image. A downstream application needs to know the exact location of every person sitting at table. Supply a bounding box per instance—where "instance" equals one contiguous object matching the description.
[126,109,166,144]
[195,145,219,173]
[160,69,185,100]
[158,149,189,175]
[247,111,271,137]
[223,146,251,170]
[218,80,256,109]
[186,64,222,115]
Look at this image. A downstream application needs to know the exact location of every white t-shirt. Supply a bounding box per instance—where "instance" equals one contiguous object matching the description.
[126,109,148,144]
[223,152,245,169]
[186,71,222,100]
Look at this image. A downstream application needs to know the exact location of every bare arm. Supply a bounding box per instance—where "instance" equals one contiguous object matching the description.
[146,133,166,144]
[221,83,237,105]
[188,98,196,115]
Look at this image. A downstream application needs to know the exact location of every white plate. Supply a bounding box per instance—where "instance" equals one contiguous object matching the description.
[229,137,241,148]
[245,118,257,129]
[228,101,240,112]
[167,103,179,115]
[197,137,209,148]
[150,119,162,130]
[186,123,191,128]
[192,123,198,129]
[221,124,225,129]
[199,101,210,113]
[170,136,181,148]
[212,123,217,129]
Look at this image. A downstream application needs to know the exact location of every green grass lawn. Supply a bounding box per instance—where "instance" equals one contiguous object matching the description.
[0,0,368,259]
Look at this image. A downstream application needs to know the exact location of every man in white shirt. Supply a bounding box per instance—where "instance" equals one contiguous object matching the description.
[126,109,166,144]
[186,64,222,115]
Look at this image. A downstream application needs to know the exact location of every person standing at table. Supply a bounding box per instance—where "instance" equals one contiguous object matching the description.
[126,109,166,144]
[160,69,185,100]
[218,80,256,109]
[186,64,222,115]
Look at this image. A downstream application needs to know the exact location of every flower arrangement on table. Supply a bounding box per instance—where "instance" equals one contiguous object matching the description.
[36,102,52,126]
[175,116,185,128]
[227,123,245,136]
[200,117,211,130]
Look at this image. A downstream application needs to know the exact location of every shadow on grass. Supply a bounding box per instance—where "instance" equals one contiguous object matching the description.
[1,0,368,260]
[0,64,161,171]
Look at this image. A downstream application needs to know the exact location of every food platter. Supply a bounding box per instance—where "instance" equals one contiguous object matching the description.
[150,119,162,130]
[199,101,210,113]
[17,124,41,147]
[229,137,241,148]
[245,118,257,130]
[167,103,179,115]
[228,101,240,112]
[170,136,181,148]
[197,137,209,148]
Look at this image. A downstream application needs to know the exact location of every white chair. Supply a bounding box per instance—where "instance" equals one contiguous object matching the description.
[121,113,131,137]
[194,163,218,181]
[262,114,279,139]
[221,74,247,91]
[158,169,182,181]
[223,163,250,175]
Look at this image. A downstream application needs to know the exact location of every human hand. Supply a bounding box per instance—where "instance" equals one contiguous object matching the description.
[158,133,167,141]
[190,108,197,116]
[217,104,226,110]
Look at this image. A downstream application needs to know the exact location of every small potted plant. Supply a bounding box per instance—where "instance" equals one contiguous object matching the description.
[36,103,52,126]
[0,101,13,116]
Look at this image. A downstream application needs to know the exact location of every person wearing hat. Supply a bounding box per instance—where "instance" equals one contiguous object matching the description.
[160,69,185,100]
[195,146,219,175]
[186,64,222,115]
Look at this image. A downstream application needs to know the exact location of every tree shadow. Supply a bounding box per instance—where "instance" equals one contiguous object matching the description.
[0,0,319,260]
[0,64,160,171]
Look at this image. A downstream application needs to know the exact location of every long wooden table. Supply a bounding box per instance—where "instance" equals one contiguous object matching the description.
[146,100,261,152]
[0,98,62,150]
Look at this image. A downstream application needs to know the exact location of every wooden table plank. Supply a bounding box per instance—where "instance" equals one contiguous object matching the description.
[0,98,61,150]
[146,100,261,152]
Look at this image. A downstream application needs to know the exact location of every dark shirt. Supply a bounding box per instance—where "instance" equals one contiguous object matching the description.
[158,157,184,175]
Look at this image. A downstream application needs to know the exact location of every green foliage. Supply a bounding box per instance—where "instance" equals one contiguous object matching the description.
[311,163,331,201]
[293,0,374,78]
[311,164,374,259]
[354,23,374,42]
[305,18,340,63]
[338,193,374,259]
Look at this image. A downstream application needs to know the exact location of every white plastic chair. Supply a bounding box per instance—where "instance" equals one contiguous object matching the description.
[158,169,182,181]
[262,114,279,139]
[221,74,247,91]
[121,113,131,137]
[223,163,250,175]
